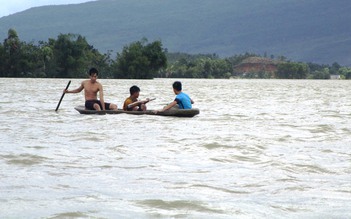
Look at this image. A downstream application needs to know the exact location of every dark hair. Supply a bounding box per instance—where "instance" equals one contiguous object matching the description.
[130,85,140,95]
[172,81,182,91]
[89,67,99,76]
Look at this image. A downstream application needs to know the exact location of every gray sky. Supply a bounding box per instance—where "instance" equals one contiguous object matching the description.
[0,0,94,18]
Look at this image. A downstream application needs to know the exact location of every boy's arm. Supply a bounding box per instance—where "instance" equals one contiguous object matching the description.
[99,83,105,110]
[65,82,84,93]
[127,101,140,109]
[127,98,152,109]
[161,100,177,112]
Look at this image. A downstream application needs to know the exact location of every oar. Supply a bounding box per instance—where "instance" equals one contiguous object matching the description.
[55,80,71,111]
[147,98,156,102]
[127,98,156,109]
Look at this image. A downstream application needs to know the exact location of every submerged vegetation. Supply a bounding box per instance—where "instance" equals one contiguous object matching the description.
[1,28,350,79]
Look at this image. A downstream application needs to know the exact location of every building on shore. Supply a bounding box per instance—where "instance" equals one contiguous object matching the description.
[330,74,341,79]
[233,57,285,78]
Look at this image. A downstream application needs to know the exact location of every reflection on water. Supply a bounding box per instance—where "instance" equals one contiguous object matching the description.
[0,78,350,218]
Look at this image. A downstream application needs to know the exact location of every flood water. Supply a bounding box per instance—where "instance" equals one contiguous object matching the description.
[0,78,350,218]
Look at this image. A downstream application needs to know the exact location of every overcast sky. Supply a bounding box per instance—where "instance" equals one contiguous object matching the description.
[0,0,94,18]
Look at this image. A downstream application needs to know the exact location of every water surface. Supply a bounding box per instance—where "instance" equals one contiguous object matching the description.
[0,78,350,218]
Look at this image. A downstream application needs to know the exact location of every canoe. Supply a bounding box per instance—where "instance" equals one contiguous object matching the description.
[74,106,200,117]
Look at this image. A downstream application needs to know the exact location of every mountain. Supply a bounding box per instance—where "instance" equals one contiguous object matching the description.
[0,0,350,65]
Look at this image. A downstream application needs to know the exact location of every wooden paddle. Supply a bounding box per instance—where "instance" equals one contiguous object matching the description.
[55,80,71,111]
[147,98,156,102]
[127,98,156,109]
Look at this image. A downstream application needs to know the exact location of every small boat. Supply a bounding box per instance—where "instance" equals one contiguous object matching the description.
[74,106,200,117]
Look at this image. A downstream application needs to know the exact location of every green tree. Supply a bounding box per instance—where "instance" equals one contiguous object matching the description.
[0,29,43,77]
[3,29,21,77]
[330,62,341,75]
[39,44,53,77]
[0,43,6,77]
[53,34,104,78]
[338,67,351,79]
[113,38,167,79]
[165,53,234,78]
[310,68,330,79]
[276,62,309,79]
[19,42,43,77]
[89,50,115,78]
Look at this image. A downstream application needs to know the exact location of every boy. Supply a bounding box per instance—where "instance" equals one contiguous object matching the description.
[64,68,118,111]
[155,81,194,113]
[123,85,150,111]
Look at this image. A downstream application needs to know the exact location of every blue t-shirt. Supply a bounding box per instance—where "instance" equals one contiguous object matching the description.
[175,92,192,109]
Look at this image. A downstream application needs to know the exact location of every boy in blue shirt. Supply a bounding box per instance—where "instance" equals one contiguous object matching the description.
[155,81,194,113]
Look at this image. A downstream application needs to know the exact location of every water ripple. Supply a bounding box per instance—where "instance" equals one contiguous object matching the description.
[136,199,225,214]
[1,153,48,166]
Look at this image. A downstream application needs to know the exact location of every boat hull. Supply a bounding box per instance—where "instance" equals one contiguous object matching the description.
[74,106,199,117]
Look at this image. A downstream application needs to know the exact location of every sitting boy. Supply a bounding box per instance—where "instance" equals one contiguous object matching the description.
[155,81,194,113]
[123,85,150,111]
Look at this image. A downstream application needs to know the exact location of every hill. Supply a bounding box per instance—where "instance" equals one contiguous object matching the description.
[0,0,350,65]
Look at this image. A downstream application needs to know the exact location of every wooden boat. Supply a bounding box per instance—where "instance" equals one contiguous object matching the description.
[74,106,200,117]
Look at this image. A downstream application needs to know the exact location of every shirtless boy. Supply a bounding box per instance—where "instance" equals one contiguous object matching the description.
[64,68,118,111]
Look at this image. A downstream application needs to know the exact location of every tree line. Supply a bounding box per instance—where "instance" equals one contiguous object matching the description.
[1,28,350,79]
[0,29,166,79]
